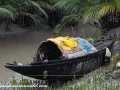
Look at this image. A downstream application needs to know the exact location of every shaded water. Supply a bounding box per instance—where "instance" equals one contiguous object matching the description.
[0,24,99,82]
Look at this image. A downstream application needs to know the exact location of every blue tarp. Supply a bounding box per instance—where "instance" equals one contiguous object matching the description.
[77,38,91,52]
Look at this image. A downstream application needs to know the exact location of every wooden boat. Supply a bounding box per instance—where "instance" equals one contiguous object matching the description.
[5,34,116,81]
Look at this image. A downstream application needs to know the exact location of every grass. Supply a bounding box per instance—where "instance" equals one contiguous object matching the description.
[109,51,120,73]
[72,76,117,90]
[0,74,120,90]
[0,76,119,90]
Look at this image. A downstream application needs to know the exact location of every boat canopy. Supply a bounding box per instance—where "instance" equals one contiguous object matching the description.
[36,37,98,61]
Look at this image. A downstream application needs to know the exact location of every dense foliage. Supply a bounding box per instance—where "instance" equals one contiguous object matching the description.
[1,0,120,34]
[0,0,54,26]
[53,0,120,35]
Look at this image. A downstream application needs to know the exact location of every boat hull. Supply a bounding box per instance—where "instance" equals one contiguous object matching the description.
[5,35,116,81]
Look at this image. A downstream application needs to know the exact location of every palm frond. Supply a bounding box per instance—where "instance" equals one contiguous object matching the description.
[19,11,40,23]
[115,0,120,12]
[27,0,48,20]
[54,13,82,35]
[83,2,116,22]
[54,0,82,15]
[54,1,69,14]
[36,1,55,11]
[0,6,15,20]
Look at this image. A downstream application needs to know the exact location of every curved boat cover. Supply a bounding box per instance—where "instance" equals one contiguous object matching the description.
[48,37,78,50]
[37,37,98,60]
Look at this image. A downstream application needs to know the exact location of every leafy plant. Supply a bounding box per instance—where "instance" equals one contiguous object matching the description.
[43,70,48,79]
[53,0,120,35]
[0,0,55,25]
[109,51,120,73]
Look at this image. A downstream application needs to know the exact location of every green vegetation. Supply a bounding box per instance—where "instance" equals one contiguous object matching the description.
[1,74,120,90]
[71,76,118,90]
[43,70,48,79]
[53,0,120,35]
[0,76,47,90]
[109,51,120,73]
[1,0,120,35]
[0,0,55,26]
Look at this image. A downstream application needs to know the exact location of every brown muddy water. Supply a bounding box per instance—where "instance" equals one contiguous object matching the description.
[0,24,100,83]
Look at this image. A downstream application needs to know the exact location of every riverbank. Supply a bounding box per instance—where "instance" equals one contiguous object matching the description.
[57,27,120,90]
[0,21,100,37]
[0,22,28,36]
